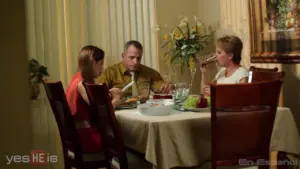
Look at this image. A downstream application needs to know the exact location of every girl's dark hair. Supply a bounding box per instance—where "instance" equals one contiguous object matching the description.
[78,45,104,83]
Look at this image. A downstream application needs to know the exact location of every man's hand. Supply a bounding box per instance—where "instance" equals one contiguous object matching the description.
[159,83,173,94]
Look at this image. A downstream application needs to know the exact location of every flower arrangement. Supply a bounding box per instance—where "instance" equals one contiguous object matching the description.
[29,58,49,100]
[161,16,213,71]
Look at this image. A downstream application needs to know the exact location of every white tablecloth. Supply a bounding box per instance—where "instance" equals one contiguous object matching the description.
[115,107,300,169]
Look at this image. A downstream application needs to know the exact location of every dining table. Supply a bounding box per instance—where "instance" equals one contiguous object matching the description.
[115,106,300,169]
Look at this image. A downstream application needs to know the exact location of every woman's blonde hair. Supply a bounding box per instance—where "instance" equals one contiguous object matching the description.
[78,45,104,83]
[217,35,243,64]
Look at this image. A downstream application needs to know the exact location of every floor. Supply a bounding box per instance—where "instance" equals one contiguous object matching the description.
[77,152,280,169]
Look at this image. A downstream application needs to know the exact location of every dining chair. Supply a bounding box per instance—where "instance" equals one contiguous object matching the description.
[248,71,286,83]
[42,81,111,169]
[250,66,278,72]
[210,80,284,169]
[84,83,130,169]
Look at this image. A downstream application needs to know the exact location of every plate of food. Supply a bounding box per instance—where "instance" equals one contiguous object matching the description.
[185,107,210,112]
[183,94,210,112]
[116,97,138,109]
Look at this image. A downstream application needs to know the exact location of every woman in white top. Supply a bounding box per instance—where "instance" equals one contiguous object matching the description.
[203,35,249,94]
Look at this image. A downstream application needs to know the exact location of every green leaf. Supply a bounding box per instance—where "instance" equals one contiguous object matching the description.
[177,26,185,36]
[187,22,190,42]
[39,66,49,76]
[161,40,171,48]
[187,48,197,55]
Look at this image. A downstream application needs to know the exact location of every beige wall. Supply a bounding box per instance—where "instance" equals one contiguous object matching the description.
[156,0,219,94]
[0,0,33,169]
[281,64,300,131]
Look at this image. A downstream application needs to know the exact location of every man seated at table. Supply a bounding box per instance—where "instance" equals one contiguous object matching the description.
[97,40,172,98]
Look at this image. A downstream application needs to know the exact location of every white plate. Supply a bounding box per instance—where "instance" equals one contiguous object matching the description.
[185,107,209,112]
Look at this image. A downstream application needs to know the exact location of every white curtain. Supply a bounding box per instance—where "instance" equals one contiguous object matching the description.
[26,1,157,169]
[26,0,158,88]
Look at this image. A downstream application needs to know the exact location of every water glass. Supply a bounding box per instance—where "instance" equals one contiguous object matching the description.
[139,82,150,100]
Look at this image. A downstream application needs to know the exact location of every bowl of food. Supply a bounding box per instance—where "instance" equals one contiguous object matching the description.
[137,101,172,116]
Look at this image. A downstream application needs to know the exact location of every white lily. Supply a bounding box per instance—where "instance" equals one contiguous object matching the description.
[190,35,196,39]
[181,45,187,50]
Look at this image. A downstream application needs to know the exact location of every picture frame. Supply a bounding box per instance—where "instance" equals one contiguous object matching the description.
[249,0,300,63]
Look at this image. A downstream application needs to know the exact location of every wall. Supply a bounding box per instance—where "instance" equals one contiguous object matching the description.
[156,0,219,94]
[0,0,33,169]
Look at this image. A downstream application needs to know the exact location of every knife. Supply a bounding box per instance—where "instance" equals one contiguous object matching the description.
[122,81,135,92]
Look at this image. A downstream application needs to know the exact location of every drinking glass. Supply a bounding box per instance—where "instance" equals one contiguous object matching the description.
[138,82,150,102]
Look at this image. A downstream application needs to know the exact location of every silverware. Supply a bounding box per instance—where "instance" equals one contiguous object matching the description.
[122,81,135,92]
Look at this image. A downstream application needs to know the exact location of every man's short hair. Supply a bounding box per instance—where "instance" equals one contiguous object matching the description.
[124,40,143,51]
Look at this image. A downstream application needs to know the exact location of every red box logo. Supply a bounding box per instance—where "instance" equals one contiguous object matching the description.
[30,150,46,165]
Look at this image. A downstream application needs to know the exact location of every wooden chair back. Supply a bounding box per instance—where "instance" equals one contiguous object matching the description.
[249,66,278,72]
[85,83,129,169]
[248,71,285,83]
[42,81,83,169]
[210,80,283,168]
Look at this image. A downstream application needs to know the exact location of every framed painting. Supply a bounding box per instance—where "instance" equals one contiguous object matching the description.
[249,0,300,63]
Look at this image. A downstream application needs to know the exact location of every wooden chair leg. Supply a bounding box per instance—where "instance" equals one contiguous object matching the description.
[106,163,112,169]
[119,155,129,169]
[270,151,278,169]
[258,165,269,169]
[269,151,293,169]
[277,151,291,169]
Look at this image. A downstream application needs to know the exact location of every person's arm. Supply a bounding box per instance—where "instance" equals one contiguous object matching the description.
[77,81,90,105]
[109,88,122,108]
[111,99,121,108]
[201,69,220,95]
[150,71,165,93]
[239,77,248,83]
[202,81,216,96]
[238,67,249,84]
